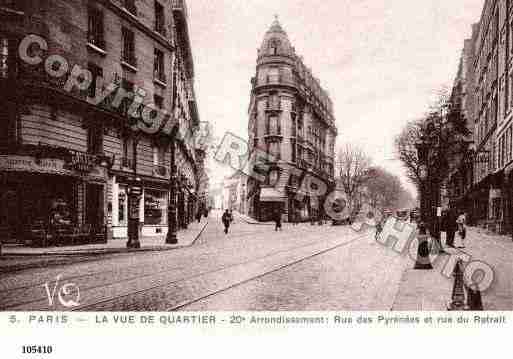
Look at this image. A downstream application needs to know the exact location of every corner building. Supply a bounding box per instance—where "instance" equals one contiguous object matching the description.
[0,0,204,244]
[246,18,338,222]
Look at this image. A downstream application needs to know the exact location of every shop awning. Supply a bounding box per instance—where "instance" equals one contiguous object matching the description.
[260,187,286,202]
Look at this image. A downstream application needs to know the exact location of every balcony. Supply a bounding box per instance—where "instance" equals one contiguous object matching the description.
[0,0,24,15]
[121,157,135,170]
[123,0,137,16]
[255,75,296,90]
[153,164,168,177]
[265,102,282,112]
[264,129,283,141]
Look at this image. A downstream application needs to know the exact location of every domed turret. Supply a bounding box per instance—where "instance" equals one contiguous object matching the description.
[258,16,295,58]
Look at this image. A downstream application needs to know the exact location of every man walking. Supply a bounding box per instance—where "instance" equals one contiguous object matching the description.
[222,209,232,235]
[456,211,467,248]
[274,210,282,231]
[445,207,457,248]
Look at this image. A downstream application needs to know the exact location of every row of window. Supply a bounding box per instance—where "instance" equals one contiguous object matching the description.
[497,124,513,169]
[88,3,168,82]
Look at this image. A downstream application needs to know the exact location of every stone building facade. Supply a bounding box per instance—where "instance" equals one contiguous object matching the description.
[246,18,338,222]
[445,0,513,234]
[0,0,205,244]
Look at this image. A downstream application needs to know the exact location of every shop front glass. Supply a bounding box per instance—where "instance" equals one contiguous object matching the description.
[144,189,168,225]
[1,174,75,242]
[118,186,128,227]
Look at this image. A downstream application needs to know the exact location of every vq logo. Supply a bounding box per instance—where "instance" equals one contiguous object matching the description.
[43,274,81,308]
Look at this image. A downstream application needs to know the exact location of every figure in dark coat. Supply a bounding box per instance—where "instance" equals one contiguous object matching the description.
[222,209,231,234]
[445,208,458,248]
[274,210,282,231]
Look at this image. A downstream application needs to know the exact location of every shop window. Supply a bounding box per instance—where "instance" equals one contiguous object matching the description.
[118,187,127,226]
[144,189,168,225]
[492,198,502,220]
[88,7,105,50]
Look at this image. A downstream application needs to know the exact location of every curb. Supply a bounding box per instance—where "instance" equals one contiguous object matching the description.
[0,221,209,273]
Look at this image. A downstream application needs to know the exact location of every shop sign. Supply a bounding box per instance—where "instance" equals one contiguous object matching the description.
[67,151,97,173]
[0,155,69,176]
[0,155,106,180]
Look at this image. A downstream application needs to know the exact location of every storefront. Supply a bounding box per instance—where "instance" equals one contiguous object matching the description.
[111,175,170,239]
[258,187,286,222]
[0,154,107,245]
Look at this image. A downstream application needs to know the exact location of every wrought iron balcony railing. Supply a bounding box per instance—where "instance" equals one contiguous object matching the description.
[153,165,169,177]
[121,157,135,170]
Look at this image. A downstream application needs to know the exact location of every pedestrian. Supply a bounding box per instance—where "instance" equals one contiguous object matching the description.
[456,211,467,248]
[445,208,457,248]
[274,210,282,231]
[222,209,231,234]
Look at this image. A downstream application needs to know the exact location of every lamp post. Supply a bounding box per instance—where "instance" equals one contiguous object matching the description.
[416,139,429,223]
[166,135,178,244]
[127,136,142,249]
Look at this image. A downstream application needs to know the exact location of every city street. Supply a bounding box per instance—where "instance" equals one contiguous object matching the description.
[0,212,411,311]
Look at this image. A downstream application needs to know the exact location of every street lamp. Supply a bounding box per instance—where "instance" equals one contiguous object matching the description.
[415,139,429,223]
[166,132,178,244]
[126,176,142,249]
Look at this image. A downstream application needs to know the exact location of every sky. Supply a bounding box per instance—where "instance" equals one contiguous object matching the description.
[186,0,485,194]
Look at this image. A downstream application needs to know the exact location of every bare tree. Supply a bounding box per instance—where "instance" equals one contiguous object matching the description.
[365,167,403,211]
[395,119,424,188]
[336,144,373,211]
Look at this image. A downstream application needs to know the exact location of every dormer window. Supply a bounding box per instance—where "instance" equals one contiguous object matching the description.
[270,39,280,55]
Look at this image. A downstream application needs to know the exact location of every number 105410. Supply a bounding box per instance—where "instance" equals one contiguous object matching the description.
[22,345,53,355]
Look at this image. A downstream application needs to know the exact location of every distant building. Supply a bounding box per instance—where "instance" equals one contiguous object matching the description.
[246,17,338,222]
[222,172,249,214]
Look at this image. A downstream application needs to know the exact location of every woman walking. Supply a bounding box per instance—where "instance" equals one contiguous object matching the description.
[456,211,467,248]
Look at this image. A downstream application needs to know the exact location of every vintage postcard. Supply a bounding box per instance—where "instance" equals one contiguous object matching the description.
[0,0,511,357]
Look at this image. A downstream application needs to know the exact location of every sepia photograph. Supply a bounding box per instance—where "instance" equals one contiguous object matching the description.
[0,0,512,315]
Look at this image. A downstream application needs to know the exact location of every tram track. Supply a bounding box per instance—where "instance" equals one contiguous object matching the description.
[78,232,368,311]
[2,228,368,311]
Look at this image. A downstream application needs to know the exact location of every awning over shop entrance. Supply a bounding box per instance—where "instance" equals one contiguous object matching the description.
[260,187,286,202]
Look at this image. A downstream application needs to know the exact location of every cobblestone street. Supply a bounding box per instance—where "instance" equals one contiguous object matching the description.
[0,212,414,311]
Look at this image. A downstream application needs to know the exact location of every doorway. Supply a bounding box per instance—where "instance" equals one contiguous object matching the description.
[86,184,104,229]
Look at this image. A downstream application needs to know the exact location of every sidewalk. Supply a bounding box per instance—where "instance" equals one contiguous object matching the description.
[392,227,513,310]
[233,211,273,225]
[0,220,209,273]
